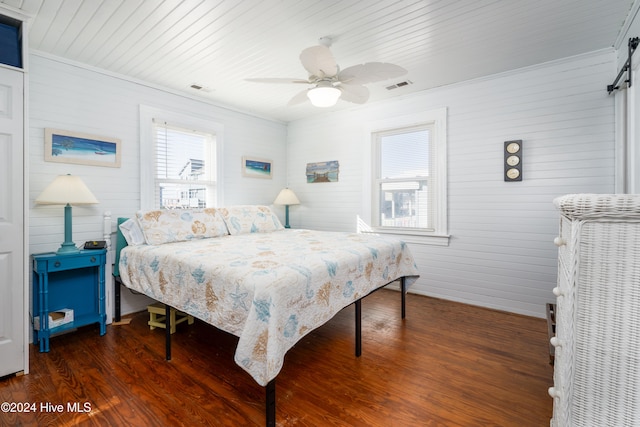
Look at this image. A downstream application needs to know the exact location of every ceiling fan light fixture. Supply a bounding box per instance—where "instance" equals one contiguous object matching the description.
[307,85,341,107]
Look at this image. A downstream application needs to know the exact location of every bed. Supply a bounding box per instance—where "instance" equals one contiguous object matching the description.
[114,205,419,426]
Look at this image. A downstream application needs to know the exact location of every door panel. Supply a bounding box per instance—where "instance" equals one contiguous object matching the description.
[0,66,25,377]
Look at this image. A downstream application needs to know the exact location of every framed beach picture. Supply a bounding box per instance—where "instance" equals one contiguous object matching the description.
[242,156,272,179]
[306,160,339,183]
[45,128,121,168]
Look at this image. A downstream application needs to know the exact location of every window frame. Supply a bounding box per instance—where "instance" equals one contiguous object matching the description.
[373,123,434,231]
[363,108,449,246]
[139,105,224,210]
[152,121,216,209]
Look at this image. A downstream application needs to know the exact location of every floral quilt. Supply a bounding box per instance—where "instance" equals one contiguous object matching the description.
[119,229,419,386]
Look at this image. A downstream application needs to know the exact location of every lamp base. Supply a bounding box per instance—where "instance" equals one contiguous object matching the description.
[284,205,291,228]
[57,203,79,254]
[57,241,80,255]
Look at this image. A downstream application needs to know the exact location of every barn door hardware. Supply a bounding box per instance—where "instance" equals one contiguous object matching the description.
[607,37,639,94]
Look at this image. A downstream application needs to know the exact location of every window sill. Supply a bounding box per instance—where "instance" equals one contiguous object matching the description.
[363,228,450,246]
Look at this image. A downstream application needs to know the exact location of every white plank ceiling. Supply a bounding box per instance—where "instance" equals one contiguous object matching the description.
[1,0,636,122]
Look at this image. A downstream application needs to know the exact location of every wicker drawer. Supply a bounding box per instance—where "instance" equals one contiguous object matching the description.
[553,216,573,301]
[554,216,572,266]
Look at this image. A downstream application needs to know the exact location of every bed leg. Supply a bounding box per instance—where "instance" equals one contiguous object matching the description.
[401,277,407,319]
[355,298,362,357]
[114,276,121,322]
[266,379,276,427]
[165,304,172,361]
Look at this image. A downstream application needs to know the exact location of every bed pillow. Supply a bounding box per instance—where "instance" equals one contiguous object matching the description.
[218,205,284,235]
[118,218,147,246]
[135,208,229,245]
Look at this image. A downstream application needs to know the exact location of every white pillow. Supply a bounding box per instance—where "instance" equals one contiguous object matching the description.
[136,208,229,245]
[119,218,146,246]
[218,205,284,235]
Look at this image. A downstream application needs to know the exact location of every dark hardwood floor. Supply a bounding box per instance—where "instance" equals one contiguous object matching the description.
[1,290,553,426]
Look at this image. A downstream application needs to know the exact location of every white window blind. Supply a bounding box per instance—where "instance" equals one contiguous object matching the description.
[153,120,216,209]
[374,125,435,230]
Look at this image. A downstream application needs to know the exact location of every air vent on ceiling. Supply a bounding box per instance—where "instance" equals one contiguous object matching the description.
[386,80,413,90]
[189,83,212,92]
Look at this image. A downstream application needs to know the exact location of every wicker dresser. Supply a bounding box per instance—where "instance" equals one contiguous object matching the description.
[549,194,640,426]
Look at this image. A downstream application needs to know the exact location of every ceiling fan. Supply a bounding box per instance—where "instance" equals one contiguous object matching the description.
[246,37,408,108]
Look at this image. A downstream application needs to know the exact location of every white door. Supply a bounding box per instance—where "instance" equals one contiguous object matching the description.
[0,66,25,376]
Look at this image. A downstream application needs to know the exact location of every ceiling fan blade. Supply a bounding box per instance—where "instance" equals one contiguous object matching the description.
[287,89,310,106]
[339,84,369,104]
[246,77,309,84]
[299,45,338,78]
[338,62,407,85]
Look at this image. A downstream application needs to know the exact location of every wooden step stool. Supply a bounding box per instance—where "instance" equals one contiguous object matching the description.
[147,303,194,334]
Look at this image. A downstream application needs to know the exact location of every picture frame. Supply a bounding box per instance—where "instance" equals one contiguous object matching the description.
[306,160,339,183]
[242,156,272,179]
[44,128,121,168]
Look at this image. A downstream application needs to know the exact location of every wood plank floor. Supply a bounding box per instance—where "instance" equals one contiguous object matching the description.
[0,290,553,426]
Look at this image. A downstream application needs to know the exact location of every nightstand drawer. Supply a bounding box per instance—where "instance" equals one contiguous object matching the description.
[48,254,102,272]
[33,251,105,273]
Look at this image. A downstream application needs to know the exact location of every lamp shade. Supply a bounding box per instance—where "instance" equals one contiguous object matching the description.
[35,174,99,205]
[307,84,341,108]
[274,188,300,206]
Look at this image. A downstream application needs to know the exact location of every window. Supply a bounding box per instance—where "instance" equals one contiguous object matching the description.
[140,106,223,210]
[367,108,448,245]
[375,125,433,229]
[153,121,216,209]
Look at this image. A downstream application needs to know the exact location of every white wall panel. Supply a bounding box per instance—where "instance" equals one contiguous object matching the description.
[28,54,287,317]
[287,50,616,318]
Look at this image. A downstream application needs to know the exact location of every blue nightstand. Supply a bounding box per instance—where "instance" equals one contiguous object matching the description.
[32,249,107,352]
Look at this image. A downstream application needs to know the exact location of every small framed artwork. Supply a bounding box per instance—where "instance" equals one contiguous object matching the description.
[306,160,339,183]
[45,128,121,168]
[504,140,522,182]
[242,156,272,179]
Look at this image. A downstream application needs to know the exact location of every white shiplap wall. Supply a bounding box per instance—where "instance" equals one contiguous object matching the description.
[286,49,617,318]
[28,54,288,317]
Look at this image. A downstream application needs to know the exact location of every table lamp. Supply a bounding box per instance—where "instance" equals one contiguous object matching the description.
[35,174,99,254]
[273,188,300,228]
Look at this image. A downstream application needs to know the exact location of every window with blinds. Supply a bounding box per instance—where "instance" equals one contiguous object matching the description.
[374,124,435,230]
[153,120,216,209]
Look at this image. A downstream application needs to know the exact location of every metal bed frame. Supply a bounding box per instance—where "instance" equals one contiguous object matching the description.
[112,217,409,426]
